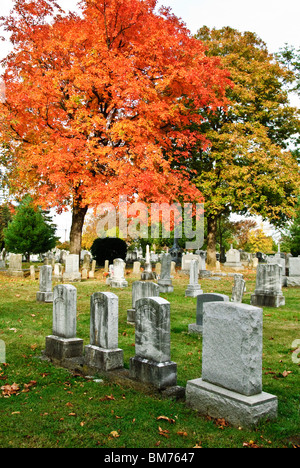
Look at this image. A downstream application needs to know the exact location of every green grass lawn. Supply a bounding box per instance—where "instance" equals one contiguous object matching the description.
[0,268,299,448]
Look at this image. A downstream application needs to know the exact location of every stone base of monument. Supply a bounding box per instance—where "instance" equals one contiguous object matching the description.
[158,280,174,293]
[287,277,300,287]
[188,323,203,335]
[36,291,53,303]
[127,308,136,324]
[129,356,177,390]
[45,335,83,360]
[186,378,278,429]
[62,272,82,282]
[223,262,244,271]
[251,293,285,307]
[185,285,203,297]
[8,270,24,277]
[141,272,156,280]
[110,279,128,288]
[84,344,123,371]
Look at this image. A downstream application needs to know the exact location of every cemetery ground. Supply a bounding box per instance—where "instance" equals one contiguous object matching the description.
[0,268,299,449]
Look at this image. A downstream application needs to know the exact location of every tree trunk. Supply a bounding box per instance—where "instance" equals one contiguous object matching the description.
[206,215,217,267]
[69,202,88,257]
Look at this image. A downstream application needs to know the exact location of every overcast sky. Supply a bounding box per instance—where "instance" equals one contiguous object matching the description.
[0,0,298,240]
[1,0,299,55]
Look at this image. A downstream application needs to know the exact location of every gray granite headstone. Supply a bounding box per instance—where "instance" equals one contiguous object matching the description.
[36,265,53,303]
[45,284,83,360]
[129,297,177,389]
[251,263,285,307]
[85,292,123,371]
[127,281,160,323]
[158,253,174,293]
[188,293,229,334]
[186,302,278,428]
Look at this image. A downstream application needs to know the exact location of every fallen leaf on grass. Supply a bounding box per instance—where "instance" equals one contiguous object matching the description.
[1,382,20,396]
[110,431,120,438]
[157,415,175,424]
[282,370,292,378]
[243,440,260,448]
[99,394,115,401]
[177,431,188,437]
[158,426,170,438]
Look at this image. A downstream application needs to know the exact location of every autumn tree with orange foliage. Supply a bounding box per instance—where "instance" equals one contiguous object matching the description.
[0,0,229,255]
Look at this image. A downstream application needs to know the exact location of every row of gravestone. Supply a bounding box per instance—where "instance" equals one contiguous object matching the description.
[43,283,278,429]
[36,259,289,313]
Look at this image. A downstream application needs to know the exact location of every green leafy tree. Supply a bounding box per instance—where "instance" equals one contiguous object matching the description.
[4,196,58,261]
[289,199,300,256]
[173,27,300,266]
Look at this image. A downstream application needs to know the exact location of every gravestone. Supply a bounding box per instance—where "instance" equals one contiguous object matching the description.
[155,262,161,276]
[110,258,128,288]
[251,263,285,307]
[8,254,24,277]
[82,253,91,271]
[81,268,88,280]
[224,246,243,270]
[45,285,83,360]
[104,260,109,272]
[231,274,246,303]
[141,245,155,280]
[186,302,278,428]
[36,265,53,303]
[157,253,174,293]
[133,261,141,276]
[185,259,203,297]
[129,297,177,389]
[30,265,36,280]
[63,254,81,282]
[127,281,160,323]
[188,293,229,334]
[267,254,287,286]
[287,257,300,287]
[89,259,96,278]
[85,292,123,371]
[53,263,63,281]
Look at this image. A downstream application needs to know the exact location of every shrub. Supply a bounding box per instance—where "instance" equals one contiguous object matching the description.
[90,237,127,266]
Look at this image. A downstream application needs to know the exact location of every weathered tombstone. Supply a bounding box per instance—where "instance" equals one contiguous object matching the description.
[89,259,96,278]
[133,261,141,276]
[84,292,123,371]
[186,302,278,428]
[30,265,36,280]
[81,268,88,280]
[63,254,81,282]
[170,261,176,276]
[110,258,128,288]
[129,297,177,389]
[82,253,91,271]
[287,257,300,287]
[223,246,243,270]
[8,254,24,277]
[188,293,229,334]
[185,260,203,297]
[155,262,161,276]
[157,253,174,293]
[231,274,246,303]
[141,245,155,280]
[251,263,285,307]
[36,265,53,303]
[104,260,109,273]
[45,285,83,360]
[267,254,287,286]
[53,263,63,281]
[127,281,160,323]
